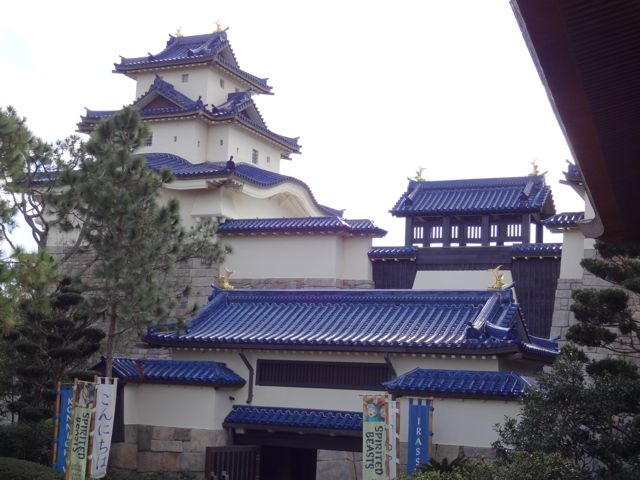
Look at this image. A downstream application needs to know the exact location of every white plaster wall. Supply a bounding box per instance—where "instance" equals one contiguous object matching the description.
[560,230,586,279]
[340,237,373,281]
[222,236,340,279]
[133,69,245,107]
[398,397,521,447]
[138,120,209,163]
[224,126,283,173]
[413,270,513,290]
[123,383,220,429]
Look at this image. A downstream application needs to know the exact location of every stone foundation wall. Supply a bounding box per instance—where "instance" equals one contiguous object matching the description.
[317,450,362,480]
[109,424,227,476]
[229,278,374,290]
[550,249,640,362]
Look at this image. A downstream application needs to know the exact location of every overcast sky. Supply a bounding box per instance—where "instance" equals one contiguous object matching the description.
[1,0,583,248]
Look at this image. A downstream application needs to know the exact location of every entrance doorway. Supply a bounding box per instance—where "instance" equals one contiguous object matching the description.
[260,446,317,480]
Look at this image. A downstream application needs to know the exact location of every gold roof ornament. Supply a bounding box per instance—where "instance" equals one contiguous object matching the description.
[216,20,223,32]
[220,267,235,290]
[488,265,506,290]
[175,26,183,38]
[528,159,540,176]
[414,166,426,182]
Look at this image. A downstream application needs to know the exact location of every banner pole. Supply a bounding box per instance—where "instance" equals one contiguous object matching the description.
[52,381,62,468]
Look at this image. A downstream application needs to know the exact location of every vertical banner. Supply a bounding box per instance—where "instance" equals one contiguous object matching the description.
[362,394,389,480]
[89,378,118,479]
[407,397,433,475]
[387,400,400,480]
[53,384,74,473]
[67,380,96,480]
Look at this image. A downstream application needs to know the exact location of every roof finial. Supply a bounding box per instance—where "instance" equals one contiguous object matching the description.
[528,159,540,176]
[220,267,235,290]
[215,19,223,32]
[175,26,183,37]
[413,166,426,182]
[488,265,506,290]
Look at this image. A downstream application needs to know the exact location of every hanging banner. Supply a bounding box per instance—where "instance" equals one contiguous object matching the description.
[407,397,433,475]
[362,394,389,480]
[89,378,118,479]
[67,380,96,480]
[53,384,74,473]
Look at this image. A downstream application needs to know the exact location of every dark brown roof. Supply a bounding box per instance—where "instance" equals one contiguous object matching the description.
[512,0,640,241]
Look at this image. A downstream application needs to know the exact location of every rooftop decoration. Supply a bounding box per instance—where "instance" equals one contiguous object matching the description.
[383,368,532,399]
[219,268,234,290]
[413,166,426,182]
[488,265,506,290]
[528,159,540,176]
[92,357,245,387]
[144,288,557,361]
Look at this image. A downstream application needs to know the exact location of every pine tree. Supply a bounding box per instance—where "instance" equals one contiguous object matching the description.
[52,107,228,376]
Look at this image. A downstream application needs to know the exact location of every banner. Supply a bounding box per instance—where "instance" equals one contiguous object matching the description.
[89,378,118,479]
[362,394,388,480]
[67,380,96,480]
[53,384,74,473]
[407,397,433,475]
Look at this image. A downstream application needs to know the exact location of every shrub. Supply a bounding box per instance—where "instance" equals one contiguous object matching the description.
[105,469,196,480]
[0,420,53,464]
[0,457,63,480]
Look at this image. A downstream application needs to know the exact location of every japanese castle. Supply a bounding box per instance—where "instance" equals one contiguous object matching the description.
[52,26,588,480]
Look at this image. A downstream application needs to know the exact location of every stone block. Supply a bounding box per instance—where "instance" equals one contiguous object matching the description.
[317,449,353,461]
[124,424,138,444]
[181,452,206,472]
[151,439,183,452]
[152,426,175,440]
[174,427,191,441]
[109,442,138,470]
[316,456,358,480]
[138,425,152,451]
[433,444,460,461]
[555,289,572,299]
[138,451,181,472]
[186,428,227,453]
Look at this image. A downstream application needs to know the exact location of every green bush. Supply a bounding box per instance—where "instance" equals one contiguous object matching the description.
[0,457,63,480]
[0,420,53,464]
[105,469,196,480]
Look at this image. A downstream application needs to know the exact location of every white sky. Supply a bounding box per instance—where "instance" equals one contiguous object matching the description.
[0,0,583,248]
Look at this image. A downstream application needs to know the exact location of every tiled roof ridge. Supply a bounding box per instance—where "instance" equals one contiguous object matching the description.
[217,216,386,237]
[224,405,362,431]
[408,174,546,189]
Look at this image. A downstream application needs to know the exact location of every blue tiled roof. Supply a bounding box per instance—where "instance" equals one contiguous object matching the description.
[542,212,585,229]
[383,368,532,398]
[224,406,361,432]
[92,357,245,387]
[390,175,554,217]
[368,246,418,260]
[217,217,386,237]
[144,153,342,217]
[145,288,558,359]
[79,77,298,152]
[510,243,562,256]
[114,31,271,93]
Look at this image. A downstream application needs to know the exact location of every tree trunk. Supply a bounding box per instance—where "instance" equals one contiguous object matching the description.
[104,304,117,378]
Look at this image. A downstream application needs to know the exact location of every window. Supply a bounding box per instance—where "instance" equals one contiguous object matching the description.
[145,134,153,146]
[220,139,224,146]
[252,149,259,164]
[197,140,200,148]
[181,73,189,83]
[266,156,271,164]
[219,78,225,88]
[173,135,178,142]
[256,360,390,390]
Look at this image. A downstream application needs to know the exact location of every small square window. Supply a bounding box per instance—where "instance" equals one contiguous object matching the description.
[252,149,259,164]
[220,78,225,88]
[145,134,153,146]
[236,147,239,154]
[220,139,224,146]
[181,73,189,83]
[173,136,178,142]
[266,156,271,164]
[197,140,200,148]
